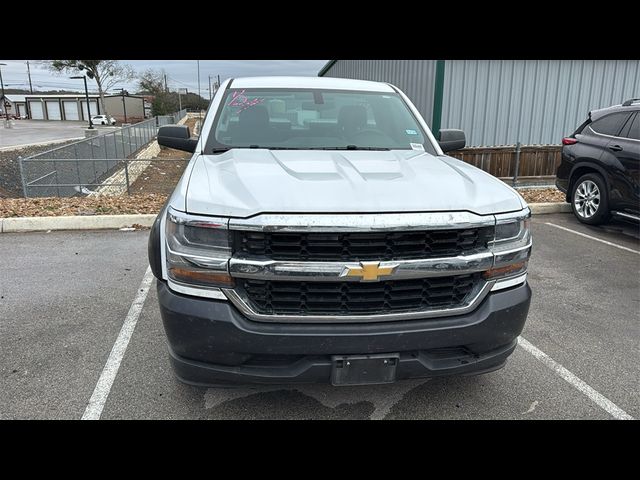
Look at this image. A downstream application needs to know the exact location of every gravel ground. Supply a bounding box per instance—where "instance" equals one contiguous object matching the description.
[518,188,566,203]
[128,146,189,195]
[0,140,80,198]
[0,194,168,217]
[127,118,196,195]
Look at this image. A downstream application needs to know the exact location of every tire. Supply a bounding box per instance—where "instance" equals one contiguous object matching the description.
[571,173,610,225]
[101,121,106,125]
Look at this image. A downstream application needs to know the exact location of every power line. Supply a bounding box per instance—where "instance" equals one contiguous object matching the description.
[165,75,192,88]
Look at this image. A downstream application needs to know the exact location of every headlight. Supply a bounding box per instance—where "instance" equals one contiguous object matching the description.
[485,208,532,287]
[165,207,234,290]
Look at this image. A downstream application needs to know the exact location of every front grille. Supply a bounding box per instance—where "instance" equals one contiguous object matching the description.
[239,273,481,316]
[233,228,492,261]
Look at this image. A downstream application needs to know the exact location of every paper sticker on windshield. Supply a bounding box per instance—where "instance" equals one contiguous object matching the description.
[410,143,425,151]
[405,129,418,135]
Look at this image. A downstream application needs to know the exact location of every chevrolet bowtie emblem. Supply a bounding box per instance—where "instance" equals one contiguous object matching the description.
[340,261,399,282]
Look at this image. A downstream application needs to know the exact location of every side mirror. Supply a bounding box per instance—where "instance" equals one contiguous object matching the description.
[157,125,198,153]
[437,129,466,153]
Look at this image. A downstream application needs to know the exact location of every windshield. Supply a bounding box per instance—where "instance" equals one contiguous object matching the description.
[207,88,436,154]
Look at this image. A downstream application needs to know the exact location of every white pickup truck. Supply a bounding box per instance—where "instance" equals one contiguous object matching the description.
[148,76,532,386]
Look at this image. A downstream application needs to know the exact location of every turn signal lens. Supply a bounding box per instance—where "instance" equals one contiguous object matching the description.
[169,267,235,288]
[483,261,527,280]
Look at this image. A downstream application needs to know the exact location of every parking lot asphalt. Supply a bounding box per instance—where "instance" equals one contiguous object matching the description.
[1,213,638,419]
[0,120,118,149]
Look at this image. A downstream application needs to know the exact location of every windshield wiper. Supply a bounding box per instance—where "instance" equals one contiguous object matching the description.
[211,146,307,153]
[262,147,306,150]
[316,145,390,151]
[211,145,390,153]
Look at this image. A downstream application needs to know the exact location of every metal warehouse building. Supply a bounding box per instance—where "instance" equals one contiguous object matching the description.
[0,93,146,122]
[16,94,101,121]
[318,60,640,147]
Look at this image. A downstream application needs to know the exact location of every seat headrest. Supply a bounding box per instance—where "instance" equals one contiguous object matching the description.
[338,105,367,131]
[239,105,269,125]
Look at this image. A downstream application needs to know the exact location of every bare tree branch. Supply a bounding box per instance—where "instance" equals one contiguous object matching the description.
[46,60,136,118]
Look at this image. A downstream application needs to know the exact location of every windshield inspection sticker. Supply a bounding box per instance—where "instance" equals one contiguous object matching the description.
[410,143,425,151]
[405,129,418,135]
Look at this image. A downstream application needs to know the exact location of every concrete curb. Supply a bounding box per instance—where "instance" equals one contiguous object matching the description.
[0,203,572,233]
[0,214,157,233]
[529,202,572,214]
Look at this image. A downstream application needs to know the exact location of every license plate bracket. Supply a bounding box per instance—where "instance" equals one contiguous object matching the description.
[331,353,399,386]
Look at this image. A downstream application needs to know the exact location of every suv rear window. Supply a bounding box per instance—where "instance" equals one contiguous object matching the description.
[589,112,632,136]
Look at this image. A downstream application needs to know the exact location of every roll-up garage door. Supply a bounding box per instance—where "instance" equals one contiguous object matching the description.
[63,101,80,120]
[46,101,62,120]
[17,104,26,117]
[81,101,99,120]
[29,101,44,119]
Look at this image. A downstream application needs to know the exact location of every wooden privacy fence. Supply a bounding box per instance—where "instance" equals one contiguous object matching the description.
[448,144,562,185]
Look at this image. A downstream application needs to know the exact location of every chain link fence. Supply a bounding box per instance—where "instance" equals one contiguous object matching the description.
[19,109,187,197]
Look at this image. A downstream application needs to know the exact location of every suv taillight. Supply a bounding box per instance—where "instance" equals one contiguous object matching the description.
[562,137,577,145]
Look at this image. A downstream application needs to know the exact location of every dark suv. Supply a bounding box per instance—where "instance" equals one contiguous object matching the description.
[556,99,639,225]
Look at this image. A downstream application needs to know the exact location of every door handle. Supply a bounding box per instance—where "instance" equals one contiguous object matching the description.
[608,144,623,152]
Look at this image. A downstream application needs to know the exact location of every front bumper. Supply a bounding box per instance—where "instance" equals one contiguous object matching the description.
[157,279,532,386]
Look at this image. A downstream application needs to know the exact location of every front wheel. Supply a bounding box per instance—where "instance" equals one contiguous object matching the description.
[571,173,609,225]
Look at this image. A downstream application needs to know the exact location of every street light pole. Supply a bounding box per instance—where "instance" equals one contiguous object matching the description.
[71,75,93,129]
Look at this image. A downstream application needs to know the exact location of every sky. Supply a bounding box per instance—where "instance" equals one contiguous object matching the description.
[0,60,328,96]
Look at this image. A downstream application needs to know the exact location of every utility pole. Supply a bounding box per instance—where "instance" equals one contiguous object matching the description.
[217,74,221,90]
[164,73,168,93]
[197,60,201,102]
[117,88,128,123]
[197,60,201,106]
[208,75,212,102]
[0,63,7,121]
[26,61,33,93]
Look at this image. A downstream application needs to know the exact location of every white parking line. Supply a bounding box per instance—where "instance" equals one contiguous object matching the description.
[81,266,154,420]
[518,337,633,420]
[545,222,640,254]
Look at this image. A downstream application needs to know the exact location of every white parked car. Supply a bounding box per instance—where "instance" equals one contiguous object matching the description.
[91,115,116,125]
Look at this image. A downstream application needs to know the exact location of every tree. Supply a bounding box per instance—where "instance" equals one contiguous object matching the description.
[138,69,166,95]
[138,69,209,115]
[47,60,135,118]
[139,69,175,115]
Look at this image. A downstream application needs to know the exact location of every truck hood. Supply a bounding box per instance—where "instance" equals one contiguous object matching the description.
[185,149,525,217]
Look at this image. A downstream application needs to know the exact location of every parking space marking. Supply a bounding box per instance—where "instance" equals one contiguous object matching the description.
[518,337,633,420]
[544,223,640,254]
[81,267,154,420]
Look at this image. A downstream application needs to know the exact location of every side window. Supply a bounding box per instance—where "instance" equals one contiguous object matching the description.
[619,113,639,140]
[589,112,632,136]
[573,117,591,135]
